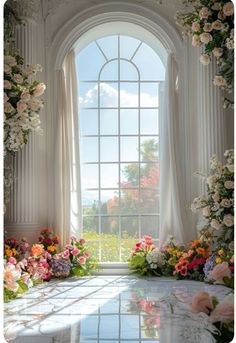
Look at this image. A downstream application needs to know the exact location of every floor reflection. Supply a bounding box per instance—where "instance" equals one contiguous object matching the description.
[4,276,230,343]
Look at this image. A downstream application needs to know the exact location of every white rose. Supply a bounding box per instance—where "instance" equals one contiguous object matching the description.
[4,55,17,66]
[28,98,43,111]
[17,101,28,113]
[211,219,221,230]
[200,54,210,65]
[212,2,221,11]
[224,180,234,189]
[200,33,213,44]
[192,22,200,32]
[227,164,234,172]
[212,193,220,203]
[212,20,224,30]
[223,2,234,16]
[204,23,212,32]
[4,92,9,103]
[21,92,31,102]
[218,11,226,20]
[213,75,227,86]
[213,48,223,58]
[4,80,12,89]
[4,64,11,74]
[13,74,24,84]
[33,83,46,97]
[199,7,210,19]
[203,206,211,217]
[4,102,15,113]
[220,199,231,208]
[223,214,234,227]
[192,35,201,47]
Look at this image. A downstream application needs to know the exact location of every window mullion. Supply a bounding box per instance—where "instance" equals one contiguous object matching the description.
[118,34,122,262]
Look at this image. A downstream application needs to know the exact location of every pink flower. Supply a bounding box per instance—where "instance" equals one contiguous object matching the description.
[4,263,21,292]
[70,236,77,241]
[83,251,90,258]
[65,244,73,250]
[77,256,86,264]
[8,257,17,265]
[142,235,153,246]
[210,301,234,324]
[33,82,46,97]
[79,238,86,244]
[208,262,232,284]
[72,249,80,255]
[25,242,29,248]
[63,250,70,257]
[191,292,213,314]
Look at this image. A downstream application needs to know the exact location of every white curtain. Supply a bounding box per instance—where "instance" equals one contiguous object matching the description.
[54,50,81,248]
[159,53,190,246]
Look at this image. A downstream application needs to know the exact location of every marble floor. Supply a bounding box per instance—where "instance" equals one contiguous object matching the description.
[4,275,231,343]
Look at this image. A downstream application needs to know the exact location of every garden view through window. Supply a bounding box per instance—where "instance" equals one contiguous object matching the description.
[76,34,165,262]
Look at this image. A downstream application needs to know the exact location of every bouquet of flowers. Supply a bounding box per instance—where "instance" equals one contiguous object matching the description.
[25,244,52,282]
[191,150,234,248]
[38,229,59,255]
[4,237,29,261]
[50,252,72,277]
[174,239,210,280]
[160,236,185,275]
[176,0,234,108]
[62,236,98,277]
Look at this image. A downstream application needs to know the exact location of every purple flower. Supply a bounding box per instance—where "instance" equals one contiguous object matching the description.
[203,254,217,280]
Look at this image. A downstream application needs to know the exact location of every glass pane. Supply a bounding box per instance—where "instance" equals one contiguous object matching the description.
[82,216,99,234]
[80,109,98,135]
[140,83,158,107]
[101,190,119,215]
[100,82,118,107]
[82,190,99,215]
[100,60,118,81]
[121,239,137,262]
[120,83,138,107]
[101,239,119,262]
[100,137,118,162]
[79,83,98,108]
[100,109,118,134]
[100,164,119,188]
[120,109,138,134]
[141,215,159,238]
[120,36,141,60]
[120,163,139,188]
[140,109,159,134]
[120,137,139,162]
[76,42,106,81]
[120,60,138,80]
[101,216,119,235]
[121,216,139,238]
[83,240,99,260]
[140,163,159,189]
[120,189,139,214]
[81,137,98,162]
[97,36,118,60]
[140,190,159,213]
[81,164,98,189]
[140,137,159,162]
[132,42,165,80]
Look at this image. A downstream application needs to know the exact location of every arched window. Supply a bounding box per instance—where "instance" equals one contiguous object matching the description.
[76,31,165,262]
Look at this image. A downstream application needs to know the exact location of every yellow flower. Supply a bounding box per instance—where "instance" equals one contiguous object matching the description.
[12,248,18,256]
[47,245,57,253]
[215,257,222,264]
[218,249,224,256]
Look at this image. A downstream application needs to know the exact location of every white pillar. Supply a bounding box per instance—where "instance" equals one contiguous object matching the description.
[5,0,47,243]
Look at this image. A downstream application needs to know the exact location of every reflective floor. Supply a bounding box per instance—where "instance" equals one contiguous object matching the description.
[4,276,230,343]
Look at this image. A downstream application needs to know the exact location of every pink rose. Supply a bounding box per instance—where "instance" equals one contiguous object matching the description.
[72,249,80,255]
[63,250,70,257]
[8,257,17,265]
[79,238,85,244]
[21,92,31,102]
[17,101,27,113]
[210,301,234,324]
[83,251,90,258]
[65,244,73,250]
[208,262,232,283]
[77,256,86,264]
[4,80,12,89]
[33,82,46,97]
[191,291,213,314]
[70,236,77,241]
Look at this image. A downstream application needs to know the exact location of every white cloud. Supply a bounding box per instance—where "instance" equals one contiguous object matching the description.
[79,83,157,107]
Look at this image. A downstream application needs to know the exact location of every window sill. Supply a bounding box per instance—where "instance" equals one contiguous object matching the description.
[93,262,131,275]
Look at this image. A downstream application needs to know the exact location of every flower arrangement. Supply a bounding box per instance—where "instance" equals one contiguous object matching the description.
[50,253,72,277]
[4,237,29,260]
[191,150,234,249]
[25,244,52,282]
[38,229,59,255]
[176,0,234,108]
[190,291,234,343]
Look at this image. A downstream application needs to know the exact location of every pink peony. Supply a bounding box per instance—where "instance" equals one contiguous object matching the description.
[65,244,73,250]
[210,301,234,324]
[63,250,70,257]
[79,238,86,244]
[4,263,21,292]
[72,249,80,255]
[77,256,86,264]
[208,262,232,283]
[191,291,213,314]
[143,235,153,246]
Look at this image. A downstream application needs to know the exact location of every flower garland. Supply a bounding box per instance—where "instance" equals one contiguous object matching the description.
[176,0,234,109]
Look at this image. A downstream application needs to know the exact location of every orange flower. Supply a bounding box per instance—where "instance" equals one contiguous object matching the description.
[196,247,209,258]
[191,239,200,248]
[47,245,57,253]
[31,244,44,257]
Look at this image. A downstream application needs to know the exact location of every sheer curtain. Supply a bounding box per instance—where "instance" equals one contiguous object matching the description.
[54,49,81,247]
[159,53,191,246]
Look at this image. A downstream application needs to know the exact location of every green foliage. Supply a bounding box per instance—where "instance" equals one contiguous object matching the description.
[129,253,150,276]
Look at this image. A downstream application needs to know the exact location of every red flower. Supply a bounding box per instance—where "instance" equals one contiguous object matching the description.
[38,237,43,242]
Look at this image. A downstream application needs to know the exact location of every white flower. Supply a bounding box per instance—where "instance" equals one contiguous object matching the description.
[220,199,231,208]
[213,75,227,86]
[224,180,234,189]
[212,48,223,58]
[200,54,210,65]
[146,248,165,267]
[13,73,24,84]
[4,64,11,74]
[202,206,211,217]
[211,219,221,230]
[207,175,218,189]
[4,80,12,89]
[199,7,210,19]
[192,35,201,47]
[4,102,15,113]
[218,11,226,20]
[223,214,234,227]
[28,98,43,111]
[227,164,234,172]
[192,22,200,32]
[212,20,224,30]
[212,193,220,203]
[200,33,213,44]
[203,23,212,32]
[17,101,28,113]
[33,83,46,97]
[4,55,17,66]
[4,92,9,103]
[21,92,31,102]
[223,2,234,16]
[212,2,221,11]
